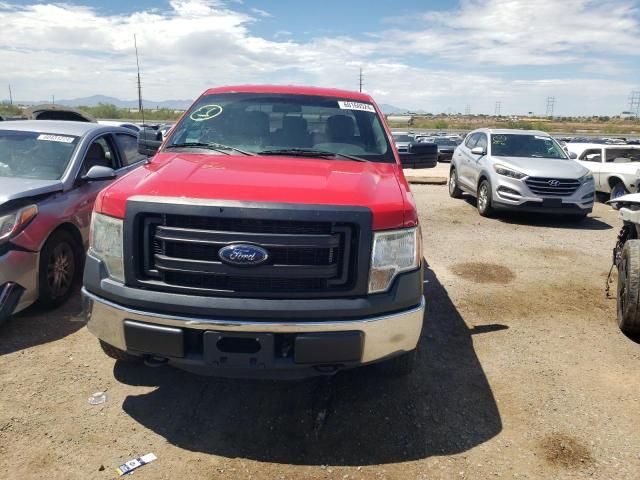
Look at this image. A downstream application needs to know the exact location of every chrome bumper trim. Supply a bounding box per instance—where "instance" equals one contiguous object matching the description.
[83,288,425,364]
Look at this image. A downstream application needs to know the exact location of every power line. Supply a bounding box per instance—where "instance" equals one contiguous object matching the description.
[494,101,501,116]
[134,34,145,125]
[546,96,556,117]
[629,91,640,118]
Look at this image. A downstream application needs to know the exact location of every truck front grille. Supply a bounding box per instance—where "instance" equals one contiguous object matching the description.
[134,211,359,298]
[525,177,581,196]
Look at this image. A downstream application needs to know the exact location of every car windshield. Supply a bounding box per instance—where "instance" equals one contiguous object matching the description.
[0,130,79,179]
[393,134,412,143]
[605,148,640,163]
[490,134,567,159]
[167,93,395,162]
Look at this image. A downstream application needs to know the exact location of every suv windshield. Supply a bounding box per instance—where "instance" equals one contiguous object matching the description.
[0,130,79,179]
[491,134,567,159]
[393,134,412,143]
[433,138,458,146]
[167,93,394,162]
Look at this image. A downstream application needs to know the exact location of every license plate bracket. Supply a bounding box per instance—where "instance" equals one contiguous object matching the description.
[542,198,563,208]
[203,331,274,368]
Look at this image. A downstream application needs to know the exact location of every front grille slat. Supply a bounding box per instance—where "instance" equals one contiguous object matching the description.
[525,177,580,196]
[137,213,356,297]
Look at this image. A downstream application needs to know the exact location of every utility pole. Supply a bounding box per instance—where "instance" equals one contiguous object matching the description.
[546,96,556,117]
[134,34,145,125]
[52,95,55,105]
[359,68,364,93]
[494,101,502,116]
[8,84,12,105]
[629,91,640,118]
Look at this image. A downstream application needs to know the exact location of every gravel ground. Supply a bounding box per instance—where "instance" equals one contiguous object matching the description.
[1,184,639,479]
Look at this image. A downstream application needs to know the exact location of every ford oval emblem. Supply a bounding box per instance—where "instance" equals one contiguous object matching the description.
[219,244,269,266]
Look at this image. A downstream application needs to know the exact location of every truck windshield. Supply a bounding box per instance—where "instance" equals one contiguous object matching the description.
[491,134,568,159]
[0,130,79,179]
[167,93,395,162]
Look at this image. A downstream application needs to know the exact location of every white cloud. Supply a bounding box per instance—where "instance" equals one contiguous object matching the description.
[0,0,637,115]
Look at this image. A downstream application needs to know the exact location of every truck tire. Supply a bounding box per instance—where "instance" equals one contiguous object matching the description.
[617,240,640,335]
[610,182,628,201]
[99,340,142,363]
[37,229,80,309]
[449,168,463,198]
[477,179,494,217]
[379,350,417,376]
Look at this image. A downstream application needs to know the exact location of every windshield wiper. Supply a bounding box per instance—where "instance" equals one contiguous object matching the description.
[165,142,255,156]
[257,148,368,162]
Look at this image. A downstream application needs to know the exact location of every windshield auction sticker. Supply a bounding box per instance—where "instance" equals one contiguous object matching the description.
[190,104,223,122]
[37,134,75,143]
[337,101,376,113]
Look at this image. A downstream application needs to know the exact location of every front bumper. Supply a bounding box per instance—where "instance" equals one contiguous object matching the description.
[0,247,39,319]
[83,288,425,378]
[492,176,594,215]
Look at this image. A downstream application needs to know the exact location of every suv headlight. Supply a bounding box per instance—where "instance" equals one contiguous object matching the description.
[89,212,124,282]
[368,227,421,293]
[493,164,527,179]
[0,204,38,244]
[579,171,594,183]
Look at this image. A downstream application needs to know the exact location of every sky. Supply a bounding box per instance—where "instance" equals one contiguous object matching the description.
[1,0,639,115]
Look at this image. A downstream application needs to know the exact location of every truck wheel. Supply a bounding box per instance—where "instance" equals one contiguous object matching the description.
[379,350,417,377]
[617,240,640,335]
[610,182,628,201]
[99,340,142,363]
[37,230,79,309]
[477,179,494,217]
[449,168,463,198]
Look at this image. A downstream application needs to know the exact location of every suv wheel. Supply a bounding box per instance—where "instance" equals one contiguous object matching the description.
[477,179,494,217]
[449,168,463,198]
[617,240,640,335]
[37,230,79,308]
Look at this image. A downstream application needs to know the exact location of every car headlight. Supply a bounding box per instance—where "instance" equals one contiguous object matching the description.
[493,164,527,179]
[89,212,124,282]
[579,171,594,183]
[0,204,38,244]
[368,227,421,293]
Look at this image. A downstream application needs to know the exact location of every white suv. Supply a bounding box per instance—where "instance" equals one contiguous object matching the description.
[448,129,595,218]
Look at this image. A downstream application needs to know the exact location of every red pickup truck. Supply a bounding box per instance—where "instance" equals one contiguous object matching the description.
[82,85,425,378]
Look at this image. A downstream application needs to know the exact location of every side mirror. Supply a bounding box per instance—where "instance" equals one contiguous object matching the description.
[82,165,116,182]
[569,152,578,159]
[138,127,163,156]
[471,146,486,156]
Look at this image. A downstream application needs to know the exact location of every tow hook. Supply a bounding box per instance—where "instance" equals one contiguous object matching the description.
[144,356,169,368]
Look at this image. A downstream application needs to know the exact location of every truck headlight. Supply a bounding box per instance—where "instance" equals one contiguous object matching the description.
[89,212,124,283]
[0,204,38,244]
[368,227,421,293]
[493,164,527,179]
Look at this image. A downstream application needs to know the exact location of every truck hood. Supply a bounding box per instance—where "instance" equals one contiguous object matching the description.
[97,153,409,230]
[493,156,589,178]
[0,177,62,206]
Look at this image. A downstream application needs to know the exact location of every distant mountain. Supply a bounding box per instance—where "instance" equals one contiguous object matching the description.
[379,103,410,114]
[9,95,193,110]
[57,95,193,110]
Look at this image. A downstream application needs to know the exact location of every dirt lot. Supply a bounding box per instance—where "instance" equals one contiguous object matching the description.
[1,185,639,479]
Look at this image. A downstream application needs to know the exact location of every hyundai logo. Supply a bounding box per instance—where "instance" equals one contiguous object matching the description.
[548,179,561,187]
[219,244,269,266]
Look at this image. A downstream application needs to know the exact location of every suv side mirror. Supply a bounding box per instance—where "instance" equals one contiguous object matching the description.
[471,146,486,156]
[138,128,163,156]
[82,165,116,182]
[569,152,578,159]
